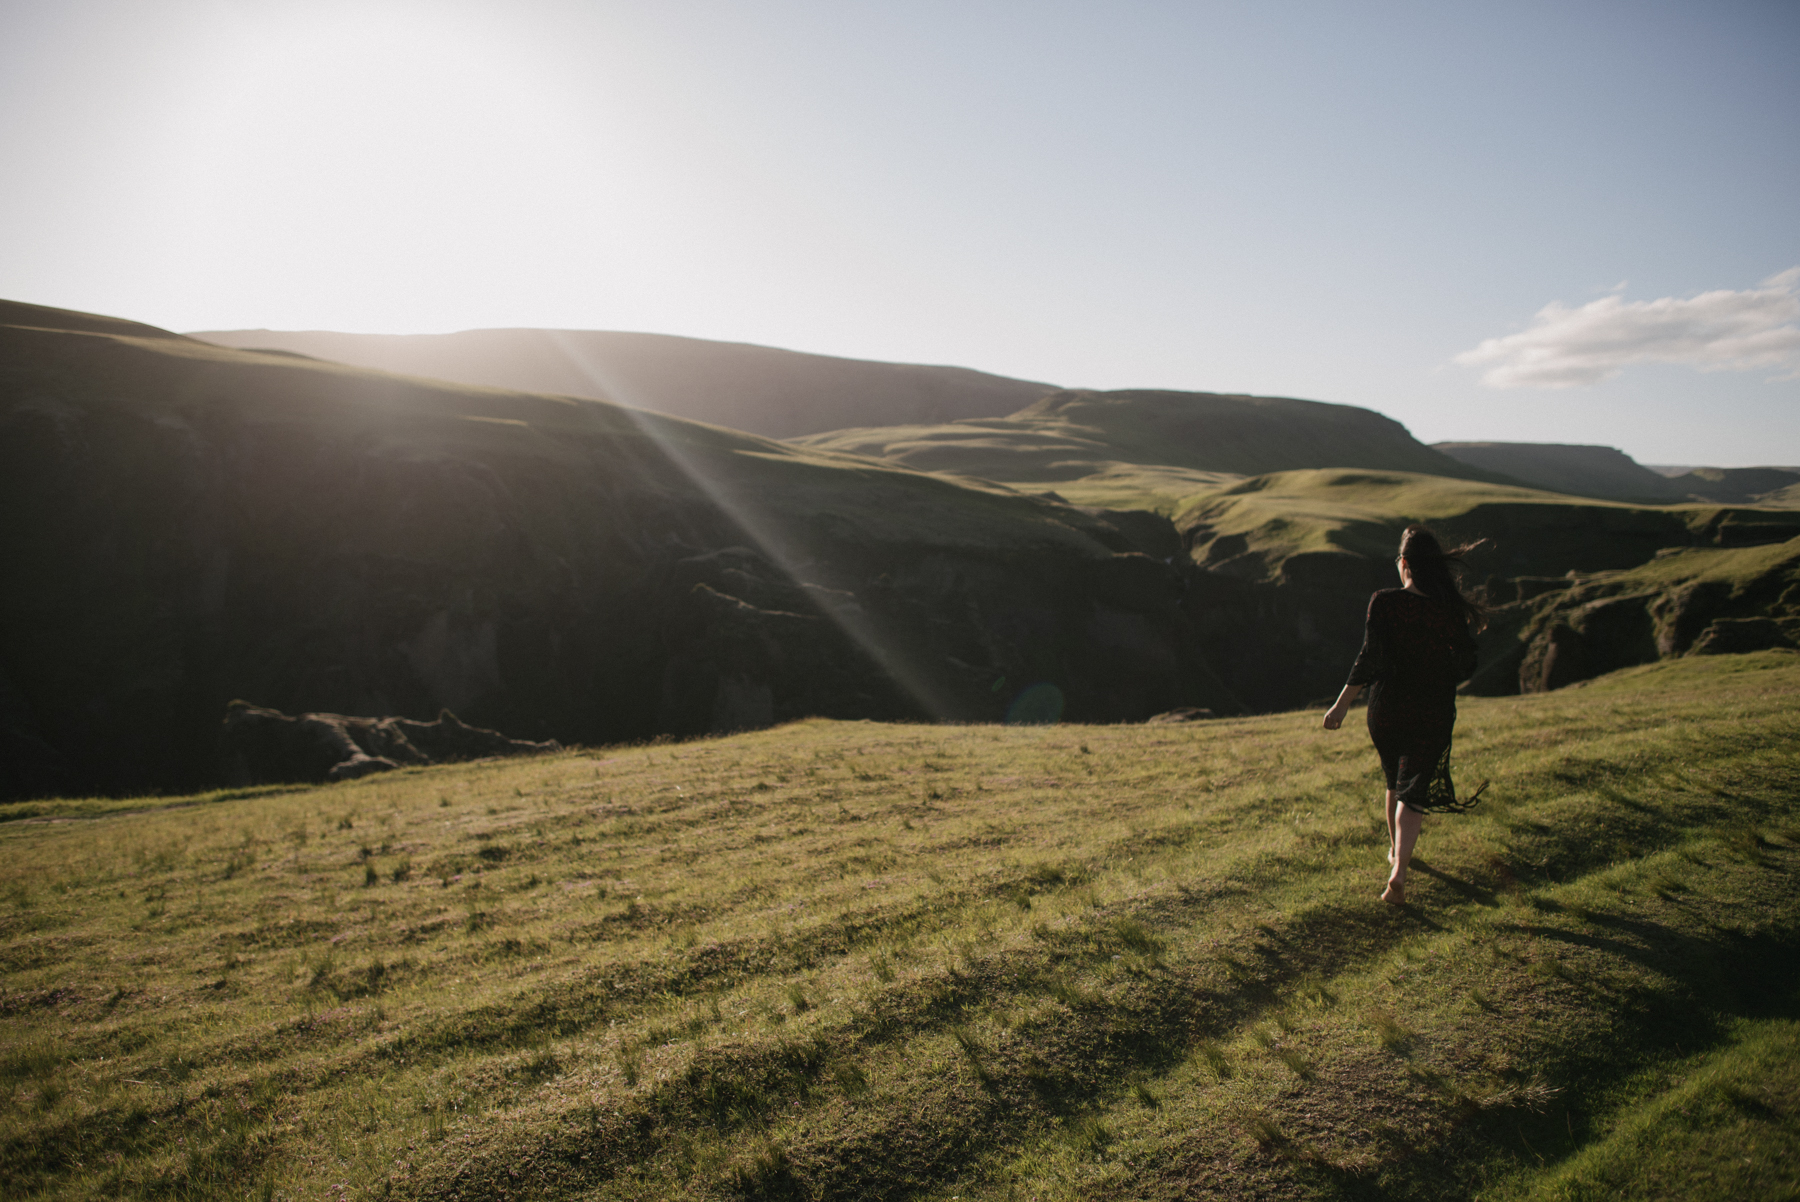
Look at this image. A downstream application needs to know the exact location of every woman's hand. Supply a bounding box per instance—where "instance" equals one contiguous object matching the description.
[1321,683,1362,730]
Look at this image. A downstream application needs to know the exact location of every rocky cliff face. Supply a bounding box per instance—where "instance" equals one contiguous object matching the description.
[0,302,1230,799]
[1469,538,1800,695]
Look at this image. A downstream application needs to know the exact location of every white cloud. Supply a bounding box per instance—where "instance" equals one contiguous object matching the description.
[1455,268,1800,388]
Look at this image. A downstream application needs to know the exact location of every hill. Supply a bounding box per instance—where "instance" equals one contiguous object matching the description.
[797,389,1502,513]
[1431,441,1685,502]
[1172,468,1800,712]
[185,326,1056,440]
[1472,533,1800,695]
[1434,442,1800,505]
[2,651,1796,1200]
[0,300,1227,800]
[1665,465,1800,504]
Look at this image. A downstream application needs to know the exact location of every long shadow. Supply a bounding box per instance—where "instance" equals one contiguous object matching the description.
[1407,858,1501,908]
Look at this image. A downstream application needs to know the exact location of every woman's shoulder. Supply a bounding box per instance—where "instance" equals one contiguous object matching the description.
[1363,588,1408,623]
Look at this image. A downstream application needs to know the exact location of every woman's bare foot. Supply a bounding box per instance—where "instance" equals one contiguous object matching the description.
[1380,881,1405,906]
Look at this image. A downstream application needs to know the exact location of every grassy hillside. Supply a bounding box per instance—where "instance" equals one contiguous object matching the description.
[1176,468,1799,582]
[1167,469,1800,710]
[795,390,1500,514]
[2,651,1796,1201]
[2,299,1232,798]
[1468,534,1800,695]
[186,326,1056,440]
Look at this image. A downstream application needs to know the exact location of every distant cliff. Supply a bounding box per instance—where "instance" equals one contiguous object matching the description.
[1434,441,1800,505]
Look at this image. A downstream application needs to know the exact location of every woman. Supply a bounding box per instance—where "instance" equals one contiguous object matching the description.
[1322,525,1486,905]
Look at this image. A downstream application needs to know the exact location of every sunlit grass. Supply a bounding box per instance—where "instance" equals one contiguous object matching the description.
[1,651,1796,1200]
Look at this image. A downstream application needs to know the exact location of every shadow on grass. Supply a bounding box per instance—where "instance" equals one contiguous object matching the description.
[1407,860,1501,908]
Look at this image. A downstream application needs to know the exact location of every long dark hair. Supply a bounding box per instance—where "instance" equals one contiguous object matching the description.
[1398,524,1487,632]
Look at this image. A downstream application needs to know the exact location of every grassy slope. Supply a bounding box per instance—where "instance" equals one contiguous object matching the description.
[793,390,1499,515]
[1176,468,1798,582]
[2,652,1796,1201]
[183,326,1056,441]
[1762,481,1800,508]
[12,300,1217,796]
[0,301,1098,557]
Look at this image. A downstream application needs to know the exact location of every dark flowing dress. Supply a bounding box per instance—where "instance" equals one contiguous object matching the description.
[1345,588,1483,813]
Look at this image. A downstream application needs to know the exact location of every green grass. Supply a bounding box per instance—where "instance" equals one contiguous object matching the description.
[1,651,1797,1200]
[1175,468,1797,582]
[1490,1015,1800,1200]
[792,389,1495,513]
[1574,533,1800,593]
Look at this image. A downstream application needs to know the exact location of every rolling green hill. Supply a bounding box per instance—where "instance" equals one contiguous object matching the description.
[1175,468,1755,581]
[187,326,1057,440]
[2,651,1796,1200]
[794,389,1502,513]
[1169,469,1800,712]
[0,300,1228,800]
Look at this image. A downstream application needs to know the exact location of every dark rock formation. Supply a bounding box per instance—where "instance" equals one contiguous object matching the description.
[1490,538,1800,693]
[1688,617,1796,656]
[220,701,560,785]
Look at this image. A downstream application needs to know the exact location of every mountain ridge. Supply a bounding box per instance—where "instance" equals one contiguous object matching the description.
[1435,440,1800,505]
[186,325,1057,439]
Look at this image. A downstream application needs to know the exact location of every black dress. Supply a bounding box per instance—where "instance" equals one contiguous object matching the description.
[1345,588,1482,813]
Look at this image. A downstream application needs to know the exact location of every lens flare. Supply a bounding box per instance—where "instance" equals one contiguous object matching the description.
[1005,683,1064,725]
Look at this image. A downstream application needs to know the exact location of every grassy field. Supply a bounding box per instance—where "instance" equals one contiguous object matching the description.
[3,652,1798,1201]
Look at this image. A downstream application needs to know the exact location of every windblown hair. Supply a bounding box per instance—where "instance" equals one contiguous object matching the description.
[1398,524,1488,632]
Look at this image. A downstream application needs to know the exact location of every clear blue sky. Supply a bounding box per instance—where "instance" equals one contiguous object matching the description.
[3,0,1796,465]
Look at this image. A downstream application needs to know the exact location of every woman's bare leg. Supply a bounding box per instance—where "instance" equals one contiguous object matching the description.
[1383,805,1424,904]
[1384,789,1398,863]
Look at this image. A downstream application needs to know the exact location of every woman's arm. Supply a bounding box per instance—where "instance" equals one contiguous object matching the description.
[1325,592,1385,729]
[1322,683,1363,730]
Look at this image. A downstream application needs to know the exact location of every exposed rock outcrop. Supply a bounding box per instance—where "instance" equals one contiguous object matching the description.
[220,701,560,785]
[1488,538,1800,693]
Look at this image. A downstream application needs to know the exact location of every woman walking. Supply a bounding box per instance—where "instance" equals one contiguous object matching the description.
[1322,525,1486,905]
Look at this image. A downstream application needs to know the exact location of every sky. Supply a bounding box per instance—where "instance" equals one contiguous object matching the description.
[2,0,1797,466]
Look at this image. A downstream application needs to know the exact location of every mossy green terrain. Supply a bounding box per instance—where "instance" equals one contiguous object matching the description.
[1466,534,1800,696]
[793,389,1498,514]
[3,651,1797,1200]
[1177,468,1800,583]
